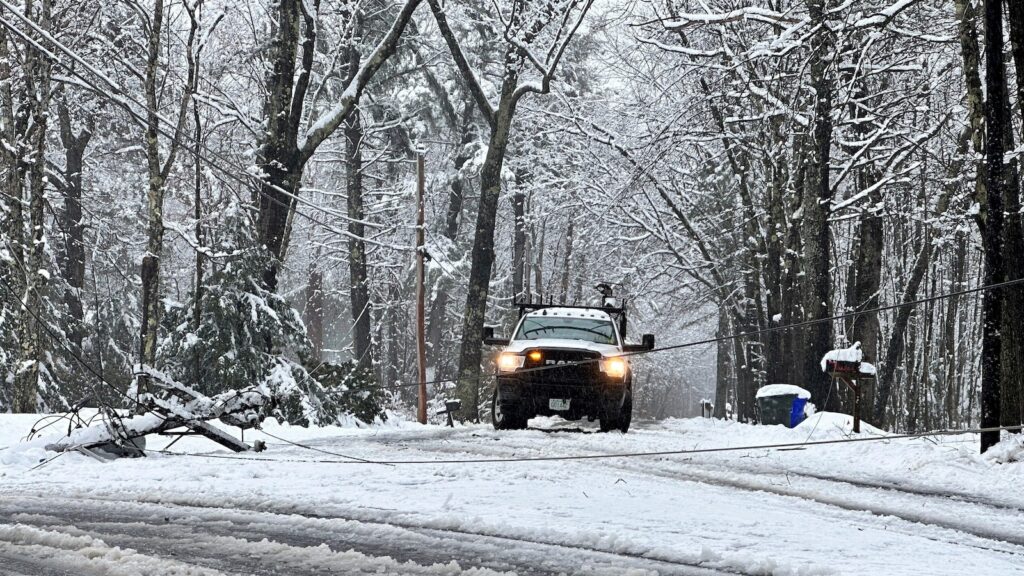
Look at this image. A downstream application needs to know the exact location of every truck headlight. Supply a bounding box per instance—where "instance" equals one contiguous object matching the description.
[600,357,627,379]
[497,352,525,372]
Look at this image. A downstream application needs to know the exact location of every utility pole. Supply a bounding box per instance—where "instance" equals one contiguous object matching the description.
[416,154,428,424]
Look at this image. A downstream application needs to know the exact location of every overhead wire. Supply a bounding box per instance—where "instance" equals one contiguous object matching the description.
[0,5,409,253]
[316,275,1024,394]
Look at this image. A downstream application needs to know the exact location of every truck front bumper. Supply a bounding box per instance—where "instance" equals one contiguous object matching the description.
[496,374,628,419]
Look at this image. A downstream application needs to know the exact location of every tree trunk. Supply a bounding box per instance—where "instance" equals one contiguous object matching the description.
[426,115,472,380]
[344,106,373,370]
[255,0,305,291]
[849,186,883,416]
[735,246,764,422]
[1003,0,1024,427]
[138,0,175,405]
[999,157,1024,429]
[533,215,546,303]
[305,257,324,362]
[980,0,1008,452]
[763,162,788,384]
[782,170,805,385]
[136,0,200,407]
[942,232,968,426]
[13,0,52,413]
[799,0,837,410]
[1008,0,1024,125]
[714,305,731,419]
[454,54,520,417]
[734,315,759,422]
[512,189,527,302]
[0,15,24,372]
[385,284,400,394]
[559,216,574,302]
[192,101,204,385]
[56,104,91,355]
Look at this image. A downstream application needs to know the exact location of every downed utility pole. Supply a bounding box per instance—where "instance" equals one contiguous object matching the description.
[45,366,270,459]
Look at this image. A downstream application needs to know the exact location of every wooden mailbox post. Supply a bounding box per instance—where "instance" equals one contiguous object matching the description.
[824,358,875,433]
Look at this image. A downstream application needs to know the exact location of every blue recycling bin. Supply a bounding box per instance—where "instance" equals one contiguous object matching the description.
[755,385,811,428]
[788,396,808,427]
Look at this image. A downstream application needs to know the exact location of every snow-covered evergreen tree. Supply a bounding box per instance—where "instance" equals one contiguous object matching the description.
[157,206,360,426]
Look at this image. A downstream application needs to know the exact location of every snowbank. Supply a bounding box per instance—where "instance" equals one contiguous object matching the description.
[984,434,1024,464]
[796,411,885,435]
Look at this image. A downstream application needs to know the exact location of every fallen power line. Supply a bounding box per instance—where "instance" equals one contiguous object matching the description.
[255,428,383,465]
[155,424,1024,466]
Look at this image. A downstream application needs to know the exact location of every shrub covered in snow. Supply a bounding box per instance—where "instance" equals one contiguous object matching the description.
[308,361,389,426]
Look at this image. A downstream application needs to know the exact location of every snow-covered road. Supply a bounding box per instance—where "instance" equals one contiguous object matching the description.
[2,414,1023,575]
[0,492,733,576]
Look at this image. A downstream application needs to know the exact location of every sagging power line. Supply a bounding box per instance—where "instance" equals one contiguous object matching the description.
[155,424,1024,467]
[343,275,1024,393]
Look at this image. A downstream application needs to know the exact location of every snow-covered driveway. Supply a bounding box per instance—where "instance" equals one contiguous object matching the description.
[2,415,1023,575]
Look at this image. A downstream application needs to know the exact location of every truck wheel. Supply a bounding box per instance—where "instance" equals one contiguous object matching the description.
[492,391,527,430]
[617,389,633,433]
[600,388,632,433]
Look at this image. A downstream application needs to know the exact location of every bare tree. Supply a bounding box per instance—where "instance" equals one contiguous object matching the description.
[56,101,92,354]
[428,0,594,415]
[255,0,422,291]
[12,0,53,413]
[136,0,201,404]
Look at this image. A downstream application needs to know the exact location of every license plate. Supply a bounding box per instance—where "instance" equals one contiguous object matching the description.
[549,399,570,411]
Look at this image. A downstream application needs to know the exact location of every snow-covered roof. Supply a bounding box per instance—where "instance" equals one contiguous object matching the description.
[756,384,811,399]
[523,307,614,321]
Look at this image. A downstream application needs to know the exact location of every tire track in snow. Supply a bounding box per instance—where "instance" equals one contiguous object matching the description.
[276,421,1024,514]
[0,552,77,576]
[404,432,1024,556]
[0,493,737,576]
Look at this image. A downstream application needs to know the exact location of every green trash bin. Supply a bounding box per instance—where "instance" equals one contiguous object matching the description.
[755,384,811,427]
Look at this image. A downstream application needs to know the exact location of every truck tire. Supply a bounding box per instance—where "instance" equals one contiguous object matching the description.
[600,388,632,433]
[492,390,528,430]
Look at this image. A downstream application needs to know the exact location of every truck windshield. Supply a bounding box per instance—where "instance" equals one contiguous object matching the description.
[514,317,618,345]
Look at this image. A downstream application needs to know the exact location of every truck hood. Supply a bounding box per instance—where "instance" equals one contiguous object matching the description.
[504,339,621,357]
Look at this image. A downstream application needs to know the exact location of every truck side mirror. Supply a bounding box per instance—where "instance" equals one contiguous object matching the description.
[623,334,655,353]
[483,326,510,346]
[642,334,655,351]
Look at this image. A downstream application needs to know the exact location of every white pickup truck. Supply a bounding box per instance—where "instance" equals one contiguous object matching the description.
[483,304,654,433]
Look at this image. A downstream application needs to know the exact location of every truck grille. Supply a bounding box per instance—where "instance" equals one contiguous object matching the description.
[523,349,601,385]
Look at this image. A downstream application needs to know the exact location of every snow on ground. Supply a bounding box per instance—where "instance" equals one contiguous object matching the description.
[2,412,1023,575]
